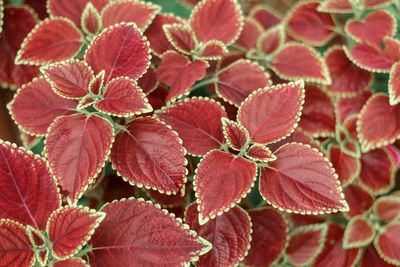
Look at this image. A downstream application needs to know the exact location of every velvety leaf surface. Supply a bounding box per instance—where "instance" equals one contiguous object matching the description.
[110,117,186,194]
[361,245,393,267]
[194,149,257,223]
[336,91,371,122]
[375,223,400,265]
[343,184,374,218]
[0,140,60,230]
[81,3,101,35]
[249,5,280,30]
[328,145,360,187]
[221,118,249,150]
[373,196,400,222]
[343,215,374,248]
[246,144,276,163]
[389,62,400,105]
[185,203,251,267]
[257,25,285,56]
[45,114,114,203]
[54,258,87,267]
[163,24,197,54]
[235,18,262,49]
[89,199,211,266]
[138,65,158,94]
[200,40,227,59]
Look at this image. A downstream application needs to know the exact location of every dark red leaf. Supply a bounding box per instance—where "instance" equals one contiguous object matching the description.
[81,3,101,35]
[373,195,400,222]
[290,214,326,228]
[54,258,87,267]
[246,144,276,163]
[235,18,262,49]
[389,62,400,105]
[268,128,321,152]
[147,184,188,208]
[336,91,371,122]
[375,222,400,265]
[343,215,374,248]
[163,24,197,54]
[328,145,360,187]
[361,245,393,267]
[138,65,158,94]
[221,118,249,150]
[249,4,281,30]
[343,184,373,218]
[256,25,285,56]
[88,70,104,95]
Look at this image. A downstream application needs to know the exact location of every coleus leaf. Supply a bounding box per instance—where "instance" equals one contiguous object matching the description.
[147,184,188,208]
[194,149,257,224]
[0,219,34,266]
[94,77,152,117]
[110,117,187,194]
[237,81,305,144]
[0,140,60,230]
[249,4,281,30]
[361,245,393,267]
[357,93,400,152]
[84,23,150,83]
[45,114,114,203]
[324,46,371,97]
[246,144,276,163]
[185,203,251,266]
[88,70,105,95]
[190,0,243,45]
[138,65,158,94]
[0,6,39,89]
[89,198,211,266]
[156,98,227,156]
[286,224,328,266]
[100,0,160,31]
[343,184,374,218]
[16,18,83,65]
[216,59,271,106]
[41,60,94,99]
[270,43,331,84]
[221,118,249,151]
[54,258,88,267]
[268,128,321,152]
[318,0,353,13]
[243,207,288,267]
[389,62,400,105]
[47,206,105,259]
[199,39,228,59]
[336,91,371,122]
[374,222,400,266]
[156,51,208,103]
[299,85,335,138]
[373,195,400,222]
[256,24,285,56]
[163,24,197,55]
[343,215,375,249]
[235,17,262,49]
[363,0,394,8]
[260,143,348,214]
[81,3,101,35]
[286,1,336,46]
[290,214,326,228]
[327,145,360,187]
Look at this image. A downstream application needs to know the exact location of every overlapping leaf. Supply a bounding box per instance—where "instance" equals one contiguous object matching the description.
[374,222,400,265]
[343,184,374,218]
[81,3,101,35]
[373,196,400,222]
[163,24,197,54]
[343,215,375,248]
[328,145,360,187]
[389,62,400,105]
[221,118,249,150]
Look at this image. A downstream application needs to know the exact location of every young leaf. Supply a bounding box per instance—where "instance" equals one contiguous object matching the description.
[260,143,348,214]
[47,206,105,259]
[389,62,400,105]
[249,4,281,30]
[84,23,150,83]
[88,70,105,95]
[190,0,243,45]
[256,24,285,56]
[216,59,271,106]
[221,118,249,151]
[81,3,101,35]
[199,39,228,59]
[94,77,152,117]
[185,203,251,266]
[235,18,262,49]
[163,24,197,55]
[237,81,305,144]
[110,117,187,194]
[343,184,374,218]
[156,98,227,156]
[373,196,400,222]
[0,140,60,230]
[374,222,400,265]
[89,198,211,266]
[246,144,276,163]
[343,215,375,248]
[54,258,88,267]
[243,207,288,267]
[16,18,83,65]
[328,145,360,187]
[45,114,114,203]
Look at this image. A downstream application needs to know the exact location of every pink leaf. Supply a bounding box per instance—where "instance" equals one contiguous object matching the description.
[260,143,348,214]
[8,78,77,136]
[271,43,331,84]
[343,215,375,248]
[256,25,285,56]
[235,17,262,49]
[81,3,101,35]
[163,24,197,54]
[318,0,353,13]
[94,77,152,117]
[328,145,360,187]
[190,0,243,45]
[216,59,271,106]
[157,51,208,103]
[199,40,228,59]
[185,203,251,266]
[343,184,374,218]
[41,60,94,99]
[337,91,371,122]
[45,114,114,203]
[249,4,281,30]
[194,149,257,223]
[373,196,400,222]
[246,143,276,163]
[0,140,60,229]
[221,118,249,150]
[156,98,227,156]
[237,81,305,144]
[54,258,87,267]
[47,206,105,259]
[89,198,211,266]
[110,117,187,194]
[16,18,83,65]
[101,0,160,31]
[85,23,150,83]
[389,61,400,105]
[375,223,400,265]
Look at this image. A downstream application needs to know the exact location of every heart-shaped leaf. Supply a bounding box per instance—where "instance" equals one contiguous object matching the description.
[327,145,360,187]
[343,184,374,218]
[343,215,375,249]
[221,118,249,151]
[163,24,197,54]
[373,195,400,222]
[81,3,101,35]
[374,222,400,265]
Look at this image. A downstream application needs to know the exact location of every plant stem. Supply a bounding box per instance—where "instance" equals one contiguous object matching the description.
[191,78,216,91]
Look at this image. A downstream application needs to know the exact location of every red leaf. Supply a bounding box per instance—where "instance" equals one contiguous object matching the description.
[8,78,77,136]
[299,85,335,137]
[343,215,375,248]
[287,224,327,266]
[373,196,400,222]
[45,114,114,203]
[260,143,348,214]
[190,0,243,45]
[81,3,101,35]
[357,94,400,152]
[185,203,251,266]
[389,62,400,105]
[267,128,321,152]
[88,70,104,95]
[361,245,393,267]
[101,0,160,31]
[157,51,208,103]
[89,198,211,266]
[147,184,188,208]
[199,40,228,59]
[110,117,187,194]
[194,149,256,223]
[47,206,105,259]
[257,25,285,56]
[243,207,288,267]
[156,98,227,156]
[336,91,371,122]
[0,7,39,89]
[85,23,150,83]
[0,220,34,266]
[16,18,83,65]
[345,10,395,49]
[328,145,360,187]
[375,222,400,265]
[246,144,276,163]
[325,46,371,97]
[343,184,373,218]
[41,60,94,99]
[216,59,271,106]
[235,17,262,49]
[237,81,305,144]
[271,43,331,84]
[137,65,158,94]
[249,4,281,30]
[318,0,353,13]
[287,1,335,46]
[163,24,197,54]
[221,118,249,150]
[94,77,152,117]
[364,0,394,8]
[0,140,60,230]
[54,258,87,267]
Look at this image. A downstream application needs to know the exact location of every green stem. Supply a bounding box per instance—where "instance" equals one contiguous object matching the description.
[191,78,216,91]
